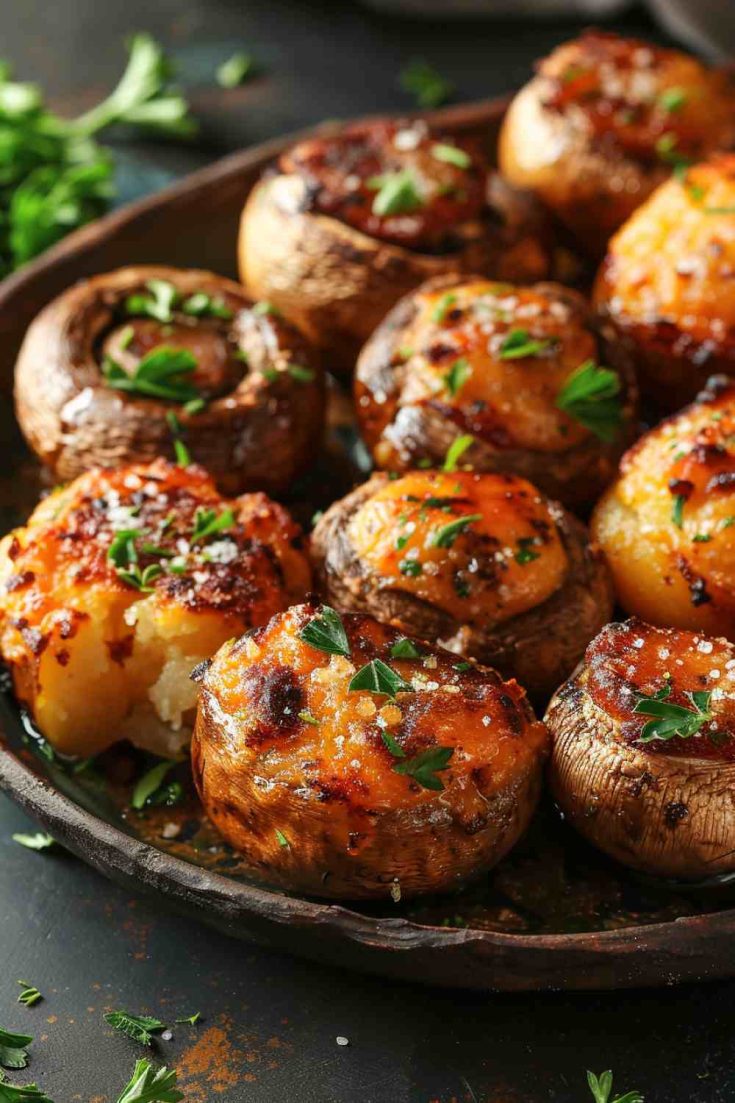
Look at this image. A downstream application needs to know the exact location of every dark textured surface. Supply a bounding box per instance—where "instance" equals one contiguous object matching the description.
[2,1,735,1099]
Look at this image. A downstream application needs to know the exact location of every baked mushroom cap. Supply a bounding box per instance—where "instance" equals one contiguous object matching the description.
[14,265,325,496]
[238,118,560,372]
[0,459,311,757]
[311,469,613,701]
[499,29,735,256]
[355,276,638,512]
[547,618,735,880]
[191,601,549,899]
[592,375,735,637]
[594,155,735,409]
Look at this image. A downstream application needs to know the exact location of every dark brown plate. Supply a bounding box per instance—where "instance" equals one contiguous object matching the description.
[2,96,735,991]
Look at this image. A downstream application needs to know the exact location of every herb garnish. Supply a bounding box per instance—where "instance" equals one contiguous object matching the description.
[390,638,422,659]
[369,171,423,217]
[399,558,423,577]
[498,329,553,360]
[288,364,315,383]
[658,87,687,113]
[131,761,175,811]
[252,300,281,317]
[125,279,178,323]
[11,834,55,852]
[103,346,199,404]
[514,537,540,565]
[181,292,233,320]
[443,434,474,472]
[432,292,457,323]
[0,1077,55,1102]
[432,513,482,548]
[349,658,412,698]
[108,529,164,592]
[381,731,406,758]
[671,494,686,528]
[115,1058,183,1103]
[298,605,350,657]
[275,829,290,849]
[216,52,254,89]
[633,684,715,744]
[104,1011,166,1048]
[0,1029,32,1071]
[174,1013,201,1026]
[399,60,453,108]
[393,745,454,791]
[16,985,41,1010]
[587,1070,643,1103]
[298,710,319,726]
[430,143,470,169]
[444,357,470,397]
[190,507,235,543]
[555,360,622,442]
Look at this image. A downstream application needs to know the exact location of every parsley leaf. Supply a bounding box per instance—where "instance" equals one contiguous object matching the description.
[432,292,457,323]
[190,507,235,543]
[393,745,454,791]
[131,761,175,810]
[0,1030,32,1071]
[381,731,406,758]
[399,60,453,108]
[369,171,423,216]
[555,360,623,442]
[114,1058,183,1103]
[104,1011,166,1048]
[174,1013,200,1026]
[658,87,687,113]
[0,1076,55,1102]
[514,537,540,565]
[181,293,233,320]
[125,279,178,323]
[587,1070,644,1103]
[444,357,470,397]
[103,346,199,404]
[633,685,715,744]
[349,658,412,698]
[390,638,422,660]
[671,494,686,528]
[498,329,553,360]
[432,513,482,548]
[165,410,191,466]
[216,53,254,90]
[16,985,41,1010]
[298,606,350,657]
[430,143,470,169]
[443,434,474,472]
[11,833,55,852]
[275,829,290,849]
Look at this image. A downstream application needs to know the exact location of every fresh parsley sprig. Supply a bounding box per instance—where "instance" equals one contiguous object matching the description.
[633,685,716,744]
[393,745,454,791]
[190,506,235,544]
[114,1058,183,1103]
[104,1012,166,1048]
[368,170,423,217]
[349,658,412,698]
[298,606,350,657]
[0,1030,32,1071]
[103,346,199,405]
[498,329,553,360]
[556,360,623,442]
[587,1069,643,1103]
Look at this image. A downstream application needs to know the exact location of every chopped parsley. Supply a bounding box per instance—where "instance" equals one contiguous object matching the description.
[399,558,423,577]
[11,833,55,852]
[432,292,457,323]
[430,143,470,169]
[453,661,472,672]
[115,1058,183,1103]
[252,300,282,317]
[692,533,712,543]
[216,52,254,89]
[432,513,482,548]
[103,345,199,404]
[298,605,350,657]
[514,537,540,565]
[298,710,319,726]
[555,360,623,442]
[275,829,290,849]
[166,410,191,466]
[658,87,687,113]
[444,357,470,397]
[380,731,406,758]
[288,364,315,383]
[125,279,178,323]
[399,60,453,108]
[390,638,422,660]
[190,506,235,543]
[349,658,412,698]
[393,745,454,791]
[369,170,423,217]
[498,329,553,360]
[104,1011,166,1047]
[671,494,686,528]
[131,761,175,811]
[16,985,41,1010]
[443,434,474,472]
[633,685,715,744]
[175,1012,201,1026]
[181,292,233,320]
[587,1069,643,1103]
[0,1028,33,1071]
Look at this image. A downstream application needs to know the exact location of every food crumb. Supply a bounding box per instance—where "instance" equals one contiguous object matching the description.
[336,1036,350,1047]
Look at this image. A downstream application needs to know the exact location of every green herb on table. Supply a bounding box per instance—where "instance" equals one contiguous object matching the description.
[444,357,470,397]
[190,506,235,544]
[174,1013,200,1026]
[498,328,553,360]
[0,34,196,275]
[216,53,254,90]
[393,745,454,791]
[131,762,175,811]
[633,685,715,744]
[399,60,453,108]
[555,360,623,442]
[0,1029,32,1071]
[587,1069,644,1103]
[349,659,412,698]
[442,434,474,472]
[125,279,179,323]
[103,346,199,404]
[432,513,481,549]
[298,606,350,657]
[11,834,55,852]
[390,638,422,660]
[0,1074,55,1102]
[368,171,423,217]
[114,1058,182,1103]
[104,1011,166,1048]
[16,986,41,1010]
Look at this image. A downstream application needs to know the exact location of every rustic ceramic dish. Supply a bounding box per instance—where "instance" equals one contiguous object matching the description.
[2,96,735,991]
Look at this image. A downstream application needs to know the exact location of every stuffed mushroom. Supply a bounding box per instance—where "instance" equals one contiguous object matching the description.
[238,118,562,372]
[0,459,311,757]
[191,600,549,899]
[355,276,637,511]
[311,469,613,701]
[592,375,735,637]
[594,155,735,408]
[499,30,735,256]
[547,618,735,880]
[14,266,325,496]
